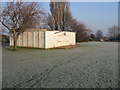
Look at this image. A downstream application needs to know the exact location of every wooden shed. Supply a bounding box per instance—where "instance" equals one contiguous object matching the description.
[10,29,76,49]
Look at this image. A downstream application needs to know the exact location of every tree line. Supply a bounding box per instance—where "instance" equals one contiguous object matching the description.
[90,25,120,41]
[1,1,119,50]
[47,1,90,42]
[1,1,90,50]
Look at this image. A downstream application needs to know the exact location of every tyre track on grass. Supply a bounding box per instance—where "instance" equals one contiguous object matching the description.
[14,52,90,88]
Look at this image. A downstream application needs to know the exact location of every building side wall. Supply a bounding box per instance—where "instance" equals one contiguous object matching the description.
[10,36,14,46]
[10,31,45,48]
[45,31,76,49]
[10,30,76,49]
[23,32,27,47]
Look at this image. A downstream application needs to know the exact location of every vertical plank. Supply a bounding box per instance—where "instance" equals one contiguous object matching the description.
[27,32,30,47]
[10,36,13,46]
[39,31,41,48]
[23,32,27,47]
[27,31,29,47]
[41,31,45,48]
[28,32,33,47]
[32,31,35,47]
[19,33,23,47]
[34,31,39,48]
[17,35,19,46]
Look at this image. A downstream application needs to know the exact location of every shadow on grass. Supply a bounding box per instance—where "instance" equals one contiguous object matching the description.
[3,44,80,51]
[3,46,15,51]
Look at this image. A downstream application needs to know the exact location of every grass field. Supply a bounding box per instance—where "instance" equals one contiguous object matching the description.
[2,42,118,88]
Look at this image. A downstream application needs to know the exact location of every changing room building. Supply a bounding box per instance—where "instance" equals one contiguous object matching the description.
[10,29,76,49]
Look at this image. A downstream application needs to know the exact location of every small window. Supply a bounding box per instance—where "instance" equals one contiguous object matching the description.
[64,33,66,36]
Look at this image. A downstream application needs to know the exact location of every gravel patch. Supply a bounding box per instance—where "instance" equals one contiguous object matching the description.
[2,42,118,88]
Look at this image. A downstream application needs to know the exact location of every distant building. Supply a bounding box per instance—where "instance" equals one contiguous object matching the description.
[10,29,76,49]
[102,37,110,41]
[2,35,9,44]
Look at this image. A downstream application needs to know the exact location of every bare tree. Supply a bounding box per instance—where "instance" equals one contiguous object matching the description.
[0,29,6,35]
[47,0,90,42]
[75,23,90,42]
[90,33,96,41]
[47,13,55,30]
[48,0,71,31]
[108,25,119,41]
[0,2,44,50]
[95,30,103,41]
